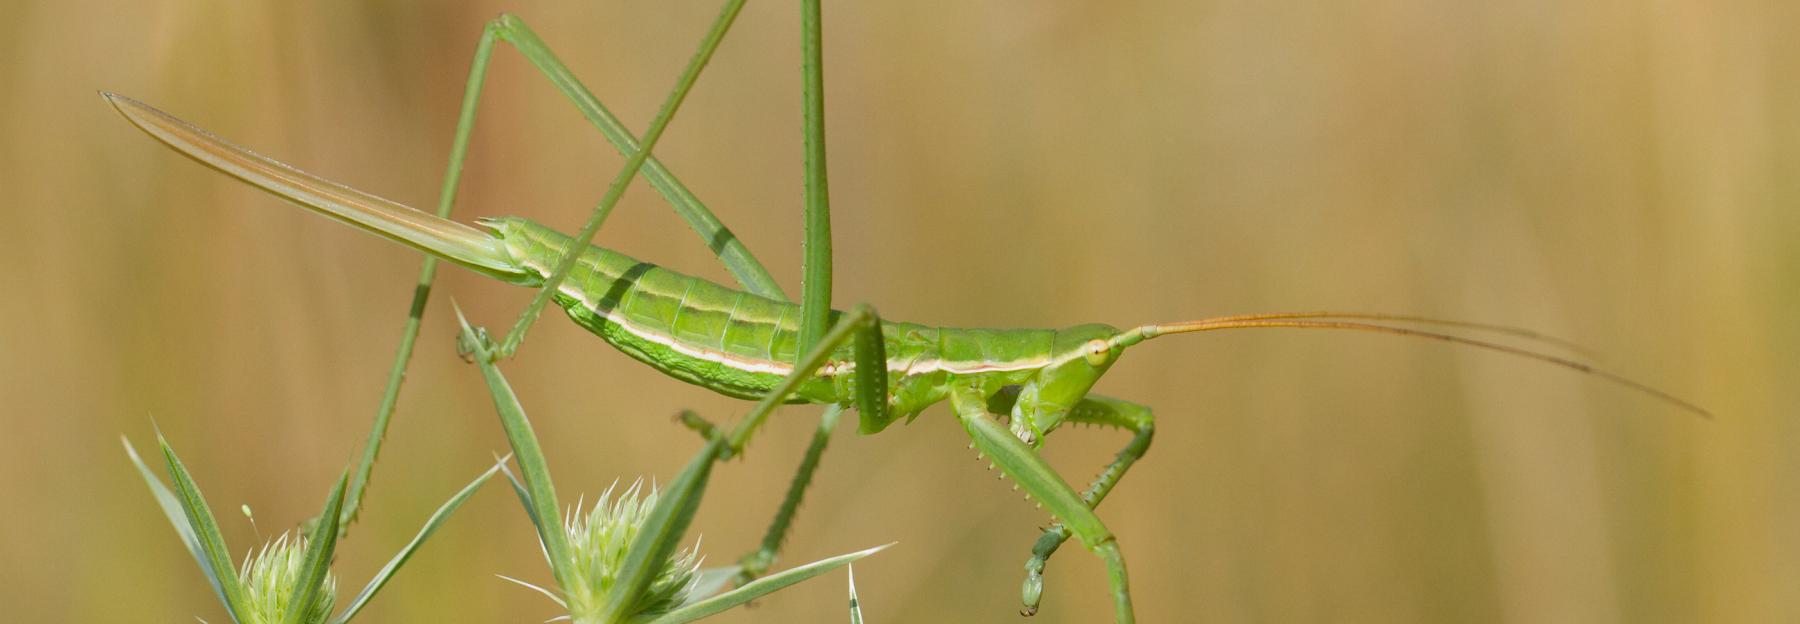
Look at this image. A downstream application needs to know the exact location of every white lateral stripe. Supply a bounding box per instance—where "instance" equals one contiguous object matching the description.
[836,357,1050,377]
[544,261,1051,379]
[560,281,798,377]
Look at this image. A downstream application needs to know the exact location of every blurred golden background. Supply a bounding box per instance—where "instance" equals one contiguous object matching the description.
[2,1,1793,621]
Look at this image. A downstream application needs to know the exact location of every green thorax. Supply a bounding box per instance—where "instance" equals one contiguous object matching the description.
[486,217,1094,425]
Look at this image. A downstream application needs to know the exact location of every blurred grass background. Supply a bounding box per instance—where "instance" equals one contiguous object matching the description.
[2,0,1794,621]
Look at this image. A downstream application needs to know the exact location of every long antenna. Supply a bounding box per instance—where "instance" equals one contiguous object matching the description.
[1119,317,1709,418]
[1181,311,1599,358]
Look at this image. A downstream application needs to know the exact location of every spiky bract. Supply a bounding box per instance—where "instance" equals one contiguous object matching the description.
[239,533,337,624]
[563,481,701,624]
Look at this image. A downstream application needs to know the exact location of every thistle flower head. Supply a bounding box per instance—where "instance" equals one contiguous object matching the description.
[238,532,337,624]
[561,480,701,623]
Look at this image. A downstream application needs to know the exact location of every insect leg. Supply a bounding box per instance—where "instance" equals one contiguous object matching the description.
[482,12,866,590]
[954,389,1136,624]
[740,0,845,578]
[730,308,887,582]
[714,307,874,579]
[486,2,755,357]
[733,404,843,583]
[487,14,862,586]
[1019,395,1156,616]
[481,14,784,300]
[337,27,506,531]
[718,309,883,585]
[725,306,885,454]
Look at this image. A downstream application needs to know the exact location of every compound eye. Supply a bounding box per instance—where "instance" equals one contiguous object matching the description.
[1084,339,1111,366]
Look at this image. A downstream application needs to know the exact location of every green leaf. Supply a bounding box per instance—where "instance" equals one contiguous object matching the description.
[847,565,863,624]
[283,471,347,624]
[124,436,228,609]
[457,307,573,587]
[684,566,742,605]
[497,465,554,568]
[640,543,891,624]
[600,439,724,622]
[156,427,249,624]
[330,459,503,624]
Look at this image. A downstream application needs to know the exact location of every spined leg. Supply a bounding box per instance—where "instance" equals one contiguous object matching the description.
[678,313,884,587]
[477,14,784,300]
[713,306,884,585]
[952,388,1136,624]
[490,1,753,357]
[472,11,856,586]
[733,404,845,584]
[1019,395,1156,616]
[350,9,786,528]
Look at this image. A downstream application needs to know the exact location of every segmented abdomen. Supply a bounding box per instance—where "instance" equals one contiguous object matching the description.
[495,218,840,402]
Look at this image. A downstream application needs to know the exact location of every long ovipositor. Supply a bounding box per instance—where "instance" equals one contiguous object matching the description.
[104,92,1709,423]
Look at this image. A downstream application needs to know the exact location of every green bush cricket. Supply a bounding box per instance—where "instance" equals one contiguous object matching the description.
[103,10,1706,622]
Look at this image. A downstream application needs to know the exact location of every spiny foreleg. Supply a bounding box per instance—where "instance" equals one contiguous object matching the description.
[1016,395,1156,616]
[953,388,1136,624]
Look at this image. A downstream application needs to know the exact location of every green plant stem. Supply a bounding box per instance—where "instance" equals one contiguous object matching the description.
[340,23,498,533]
